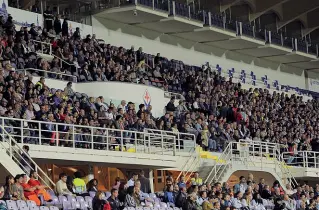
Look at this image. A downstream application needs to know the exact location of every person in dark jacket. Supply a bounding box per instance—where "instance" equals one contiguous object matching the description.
[176,187,187,208]
[107,189,121,210]
[1,175,14,200]
[182,192,197,210]
[93,191,107,210]
[62,19,69,37]
[87,179,98,192]
[166,97,176,112]
[139,170,151,194]
[54,15,62,35]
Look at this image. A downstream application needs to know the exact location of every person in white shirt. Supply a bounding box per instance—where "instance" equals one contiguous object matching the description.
[25,104,35,120]
[126,173,138,187]
[105,108,114,120]
[118,100,127,111]
[55,173,73,196]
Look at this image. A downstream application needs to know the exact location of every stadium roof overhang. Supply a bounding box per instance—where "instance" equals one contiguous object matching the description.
[94,4,319,68]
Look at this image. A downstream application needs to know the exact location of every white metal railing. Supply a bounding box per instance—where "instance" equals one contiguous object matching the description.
[32,40,52,55]
[0,117,178,156]
[0,123,55,189]
[16,68,77,81]
[143,128,196,153]
[204,140,297,188]
[52,54,76,70]
[164,91,184,100]
[282,151,319,169]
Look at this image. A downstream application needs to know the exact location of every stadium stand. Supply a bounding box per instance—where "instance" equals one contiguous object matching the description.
[1,1,319,210]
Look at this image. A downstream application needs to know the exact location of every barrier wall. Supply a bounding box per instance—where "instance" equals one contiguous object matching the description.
[75,82,167,117]
[31,76,167,117]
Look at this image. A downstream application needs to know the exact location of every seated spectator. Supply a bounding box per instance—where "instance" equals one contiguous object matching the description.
[12,174,27,201]
[112,177,121,190]
[93,191,109,210]
[55,173,73,196]
[125,186,138,207]
[107,188,121,210]
[0,175,14,200]
[87,179,99,192]
[28,171,51,202]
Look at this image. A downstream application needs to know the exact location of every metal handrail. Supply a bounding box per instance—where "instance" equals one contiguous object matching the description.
[176,149,199,181]
[0,122,55,189]
[32,40,52,55]
[0,117,178,156]
[281,151,319,168]
[15,68,77,80]
[204,141,297,187]
[144,128,196,152]
[51,53,75,67]
[204,143,231,184]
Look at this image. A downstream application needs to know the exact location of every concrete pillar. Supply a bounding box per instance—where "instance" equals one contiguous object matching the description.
[149,170,154,193]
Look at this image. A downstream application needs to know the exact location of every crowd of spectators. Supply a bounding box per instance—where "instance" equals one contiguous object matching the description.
[0,10,318,160]
[4,170,319,210]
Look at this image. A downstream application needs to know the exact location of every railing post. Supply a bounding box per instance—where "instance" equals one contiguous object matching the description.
[252,25,255,38]
[152,0,154,10]
[20,121,24,145]
[1,118,4,141]
[188,5,191,19]
[161,135,164,155]
[91,128,94,149]
[120,131,124,152]
[38,122,41,145]
[173,136,176,156]
[72,126,75,149]
[106,130,109,151]
[56,125,59,147]
[303,151,306,168]
[172,1,176,16]
[294,38,298,51]
[268,31,272,44]
[49,43,52,55]
[208,12,211,26]
[134,0,137,5]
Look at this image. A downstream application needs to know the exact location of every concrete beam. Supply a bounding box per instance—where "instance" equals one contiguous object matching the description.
[301,9,319,36]
[219,0,256,12]
[249,0,289,21]
[277,0,319,29]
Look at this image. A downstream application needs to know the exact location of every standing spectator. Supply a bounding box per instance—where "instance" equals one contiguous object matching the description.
[62,18,69,37]
[73,171,88,196]
[54,15,62,36]
[190,172,202,186]
[43,6,54,31]
[139,170,151,194]
[127,173,138,187]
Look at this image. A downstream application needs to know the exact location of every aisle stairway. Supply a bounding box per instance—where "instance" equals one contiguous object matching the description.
[0,125,55,189]
[202,140,297,190]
